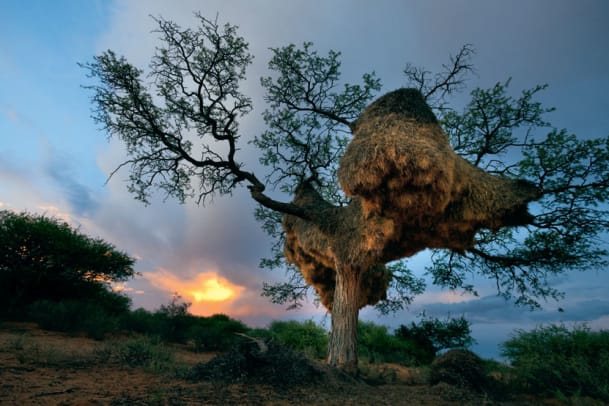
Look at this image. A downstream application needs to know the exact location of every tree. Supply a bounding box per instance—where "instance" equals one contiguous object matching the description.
[0,210,135,318]
[83,14,609,373]
[395,315,474,364]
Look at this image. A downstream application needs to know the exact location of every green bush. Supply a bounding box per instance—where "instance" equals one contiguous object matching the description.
[120,307,159,335]
[358,321,416,364]
[79,306,118,340]
[395,315,474,365]
[120,305,248,350]
[28,300,82,333]
[97,337,175,373]
[27,293,128,340]
[501,324,609,402]
[188,314,249,352]
[153,294,196,343]
[0,210,134,319]
[267,320,328,359]
[122,310,194,344]
[120,295,196,343]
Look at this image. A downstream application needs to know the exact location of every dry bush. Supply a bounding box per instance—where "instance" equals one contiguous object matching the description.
[429,349,486,392]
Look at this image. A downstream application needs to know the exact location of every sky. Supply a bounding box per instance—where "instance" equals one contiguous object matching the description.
[2,0,609,359]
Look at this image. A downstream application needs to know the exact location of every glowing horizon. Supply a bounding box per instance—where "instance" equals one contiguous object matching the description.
[145,268,246,316]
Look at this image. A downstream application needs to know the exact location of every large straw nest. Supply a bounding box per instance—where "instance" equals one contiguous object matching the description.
[282,88,539,311]
[339,88,456,224]
[282,184,391,311]
[339,88,539,253]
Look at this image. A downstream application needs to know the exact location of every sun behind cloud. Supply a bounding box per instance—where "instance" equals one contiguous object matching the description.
[144,268,245,316]
[191,276,236,302]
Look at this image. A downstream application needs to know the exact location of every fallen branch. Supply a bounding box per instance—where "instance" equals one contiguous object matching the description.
[235,332,268,353]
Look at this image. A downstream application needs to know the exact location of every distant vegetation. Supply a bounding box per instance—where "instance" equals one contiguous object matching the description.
[2,210,609,403]
[502,324,609,402]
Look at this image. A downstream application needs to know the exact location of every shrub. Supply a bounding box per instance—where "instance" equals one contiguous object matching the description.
[153,294,196,343]
[358,321,416,364]
[120,305,248,351]
[267,320,328,359]
[27,297,124,340]
[100,337,175,373]
[429,349,486,392]
[119,295,197,343]
[81,305,120,340]
[28,300,82,332]
[120,307,159,335]
[189,339,324,386]
[188,314,249,352]
[501,324,609,402]
[26,286,130,338]
[395,315,474,364]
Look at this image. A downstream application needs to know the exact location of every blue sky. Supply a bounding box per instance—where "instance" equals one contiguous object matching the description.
[2,0,609,359]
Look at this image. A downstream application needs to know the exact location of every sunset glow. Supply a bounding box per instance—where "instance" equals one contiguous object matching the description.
[145,269,245,315]
[191,278,234,302]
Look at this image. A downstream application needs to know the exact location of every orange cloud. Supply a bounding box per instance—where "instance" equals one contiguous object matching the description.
[144,268,245,317]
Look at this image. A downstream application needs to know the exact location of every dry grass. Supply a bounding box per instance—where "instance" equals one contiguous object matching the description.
[339,88,540,251]
[0,322,544,405]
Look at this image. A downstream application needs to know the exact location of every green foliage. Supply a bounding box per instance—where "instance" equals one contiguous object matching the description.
[28,290,131,340]
[501,324,609,402]
[153,294,195,343]
[357,321,418,365]
[120,306,191,343]
[443,79,553,169]
[119,307,158,335]
[265,320,328,359]
[256,41,380,195]
[395,315,475,364]
[120,297,248,350]
[98,337,176,373]
[189,314,249,352]
[81,14,254,205]
[429,80,609,308]
[371,261,427,315]
[0,210,135,319]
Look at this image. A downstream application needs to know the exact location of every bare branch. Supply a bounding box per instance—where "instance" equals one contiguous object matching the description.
[404,44,476,110]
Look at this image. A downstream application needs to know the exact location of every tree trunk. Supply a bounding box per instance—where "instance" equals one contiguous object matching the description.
[327,265,361,375]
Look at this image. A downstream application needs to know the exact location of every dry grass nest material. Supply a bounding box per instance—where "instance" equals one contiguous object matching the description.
[282,88,540,312]
[282,185,391,311]
[189,338,352,388]
[339,88,539,241]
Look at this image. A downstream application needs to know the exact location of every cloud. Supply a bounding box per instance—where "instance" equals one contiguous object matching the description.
[45,150,100,216]
[552,300,609,323]
[145,268,245,314]
[138,265,307,326]
[414,294,609,325]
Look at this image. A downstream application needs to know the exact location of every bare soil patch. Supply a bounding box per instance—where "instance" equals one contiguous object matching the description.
[0,322,562,405]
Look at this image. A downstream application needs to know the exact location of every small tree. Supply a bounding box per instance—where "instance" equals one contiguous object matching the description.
[83,14,609,372]
[395,315,474,363]
[0,210,135,318]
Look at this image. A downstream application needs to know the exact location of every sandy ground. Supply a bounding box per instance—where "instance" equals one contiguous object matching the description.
[0,322,573,405]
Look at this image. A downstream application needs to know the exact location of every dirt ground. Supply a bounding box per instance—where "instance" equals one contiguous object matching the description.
[0,323,571,405]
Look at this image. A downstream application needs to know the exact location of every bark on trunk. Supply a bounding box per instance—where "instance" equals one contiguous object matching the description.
[327,265,361,375]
